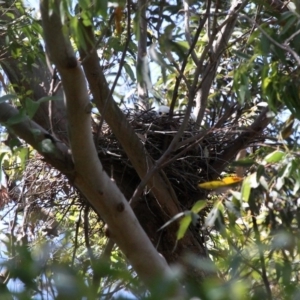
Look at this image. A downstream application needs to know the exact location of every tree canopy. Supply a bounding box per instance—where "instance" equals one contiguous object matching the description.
[0,0,300,299]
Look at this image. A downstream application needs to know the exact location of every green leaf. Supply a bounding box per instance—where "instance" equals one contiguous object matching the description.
[241,177,251,202]
[25,96,62,119]
[262,76,272,92]
[232,50,251,60]
[260,32,271,55]
[25,98,40,119]
[17,147,29,170]
[191,200,206,213]
[124,62,136,82]
[263,150,285,163]
[177,214,191,240]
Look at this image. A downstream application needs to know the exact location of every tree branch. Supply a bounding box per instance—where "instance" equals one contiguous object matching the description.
[79,24,182,218]
[194,0,247,127]
[39,0,184,295]
[0,102,73,175]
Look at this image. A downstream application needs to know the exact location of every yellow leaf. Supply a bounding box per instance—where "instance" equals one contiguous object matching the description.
[198,176,243,191]
[198,181,226,190]
[221,176,243,184]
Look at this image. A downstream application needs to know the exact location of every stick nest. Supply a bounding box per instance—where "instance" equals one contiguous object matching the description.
[96,108,253,208]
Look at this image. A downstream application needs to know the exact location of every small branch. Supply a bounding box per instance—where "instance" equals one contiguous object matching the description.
[284,28,300,44]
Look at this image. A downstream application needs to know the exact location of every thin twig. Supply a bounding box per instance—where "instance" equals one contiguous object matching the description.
[285,27,300,44]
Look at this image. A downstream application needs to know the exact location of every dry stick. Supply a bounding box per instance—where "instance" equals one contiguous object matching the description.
[162,6,216,150]
[211,107,270,175]
[96,0,132,138]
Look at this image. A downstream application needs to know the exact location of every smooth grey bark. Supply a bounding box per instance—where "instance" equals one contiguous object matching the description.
[39,0,184,297]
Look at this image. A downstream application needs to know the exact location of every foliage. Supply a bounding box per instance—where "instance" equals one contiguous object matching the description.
[0,0,300,299]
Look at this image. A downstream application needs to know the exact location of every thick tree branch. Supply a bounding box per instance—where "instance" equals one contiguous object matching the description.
[79,25,182,218]
[39,0,183,295]
[0,102,73,175]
